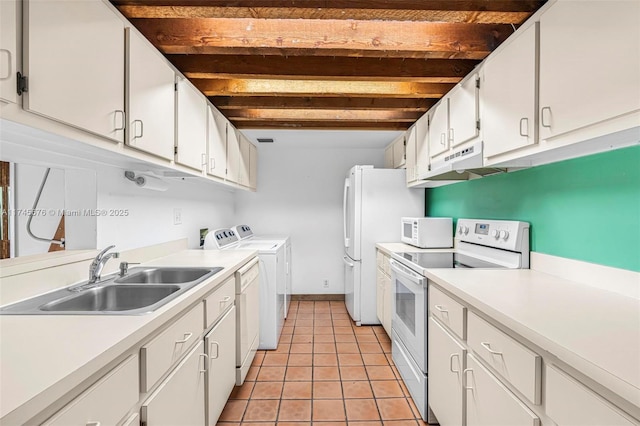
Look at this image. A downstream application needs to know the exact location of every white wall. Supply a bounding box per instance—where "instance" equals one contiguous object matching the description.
[235,144,384,295]
[96,167,236,251]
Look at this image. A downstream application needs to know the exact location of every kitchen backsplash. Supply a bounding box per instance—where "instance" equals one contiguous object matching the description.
[426,145,640,272]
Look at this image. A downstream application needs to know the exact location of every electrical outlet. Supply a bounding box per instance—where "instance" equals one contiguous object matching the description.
[323,279,329,288]
[173,208,182,225]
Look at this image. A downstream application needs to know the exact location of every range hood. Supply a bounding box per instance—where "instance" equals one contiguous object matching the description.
[417,141,505,182]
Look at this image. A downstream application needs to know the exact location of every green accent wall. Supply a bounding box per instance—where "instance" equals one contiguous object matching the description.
[426,145,640,272]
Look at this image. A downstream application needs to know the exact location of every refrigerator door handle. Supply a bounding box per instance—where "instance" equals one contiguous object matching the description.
[343,177,350,248]
[343,255,355,268]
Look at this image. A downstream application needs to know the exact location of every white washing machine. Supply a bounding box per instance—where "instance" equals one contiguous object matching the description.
[233,225,291,319]
[204,228,286,350]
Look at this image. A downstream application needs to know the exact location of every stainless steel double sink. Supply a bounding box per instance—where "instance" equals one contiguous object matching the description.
[0,267,223,315]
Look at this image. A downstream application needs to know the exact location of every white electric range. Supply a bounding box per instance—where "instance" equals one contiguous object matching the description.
[389,218,530,423]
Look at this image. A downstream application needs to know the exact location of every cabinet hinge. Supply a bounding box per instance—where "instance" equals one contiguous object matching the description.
[476,119,481,130]
[174,146,178,155]
[17,72,28,95]
[475,77,480,89]
[174,83,178,91]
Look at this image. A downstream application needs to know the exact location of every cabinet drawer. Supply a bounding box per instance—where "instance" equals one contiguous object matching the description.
[43,355,138,426]
[204,276,235,329]
[545,364,636,426]
[141,303,204,392]
[467,312,541,404]
[429,285,466,340]
[466,354,540,426]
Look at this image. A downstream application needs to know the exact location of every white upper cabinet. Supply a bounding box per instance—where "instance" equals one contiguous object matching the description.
[482,23,538,158]
[226,123,241,184]
[414,112,429,179]
[428,99,449,158]
[23,0,125,142]
[0,0,18,104]
[238,133,251,187]
[538,1,640,142]
[176,77,207,171]
[405,124,417,183]
[392,134,406,168]
[448,74,480,148]
[384,144,394,168]
[126,28,175,160]
[207,105,228,179]
[249,141,258,190]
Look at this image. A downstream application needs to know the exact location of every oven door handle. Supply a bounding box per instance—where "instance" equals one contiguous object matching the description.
[390,260,426,285]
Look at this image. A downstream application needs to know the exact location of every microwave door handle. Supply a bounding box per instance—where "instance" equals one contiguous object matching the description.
[390,260,425,285]
[343,178,350,248]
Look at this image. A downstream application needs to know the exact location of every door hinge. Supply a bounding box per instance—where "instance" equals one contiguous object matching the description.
[475,77,481,89]
[476,119,481,130]
[174,83,178,91]
[17,72,28,95]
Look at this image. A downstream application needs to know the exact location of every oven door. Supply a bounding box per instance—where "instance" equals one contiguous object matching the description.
[390,259,427,372]
[400,219,415,246]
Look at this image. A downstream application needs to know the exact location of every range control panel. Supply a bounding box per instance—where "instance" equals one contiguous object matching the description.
[205,228,239,249]
[233,224,254,240]
[455,219,530,253]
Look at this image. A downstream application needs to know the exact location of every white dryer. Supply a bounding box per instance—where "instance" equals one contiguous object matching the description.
[232,225,291,319]
[204,228,286,350]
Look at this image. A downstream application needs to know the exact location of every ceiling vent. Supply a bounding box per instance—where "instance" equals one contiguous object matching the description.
[257,138,274,143]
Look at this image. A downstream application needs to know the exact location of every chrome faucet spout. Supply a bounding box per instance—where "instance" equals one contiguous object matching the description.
[89,246,120,283]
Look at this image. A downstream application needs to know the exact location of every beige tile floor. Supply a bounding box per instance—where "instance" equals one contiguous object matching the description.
[218,300,429,425]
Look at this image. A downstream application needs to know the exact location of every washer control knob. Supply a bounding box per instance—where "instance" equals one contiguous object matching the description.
[457,226,463,235]
[500,230,510,241]
[492,229,500,239]
[462,225,469,235]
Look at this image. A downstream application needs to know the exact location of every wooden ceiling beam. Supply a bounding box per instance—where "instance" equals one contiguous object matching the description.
[193,79,455,98]
[131,18,514,59]
[168,55,478,83]
[226,109,421,122]
[112,1,545,14]
[210,96,435,111]
[118,6,532,24]
[233,120,411,130]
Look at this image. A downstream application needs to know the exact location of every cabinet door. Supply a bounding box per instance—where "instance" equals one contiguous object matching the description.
[205,307,237,426]
[466,354,540,426]
[539,1,640,141]
[376,268,385,325]
[392,135,406,168]
[405,125,417,183]
[428,318,465,426]
[176,77,207,171]
[482,24,537,158]
[384,145,394,168]
[126,28,175,160]
[0,0,18,104]
[207,105,227,179]
[448,74,479,148]
[428,100,449,158]
[249,141,258,190]
[382,273,392,336]
[415,112,429,178]
[226,123,240,183]
[238,134,251,186]
[142,341,206,426]
[24,0,125,142]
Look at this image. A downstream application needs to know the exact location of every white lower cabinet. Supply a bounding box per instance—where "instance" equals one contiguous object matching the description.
[43,355,139,426]
[375,249,392,336]
[428,318,466,426]
[205,306,237,425]
[141,341,206,426]
[545,364,636,426]
[465,354,540,426]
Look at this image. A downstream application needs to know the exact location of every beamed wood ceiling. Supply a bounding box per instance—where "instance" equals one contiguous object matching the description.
[111,0,546,130]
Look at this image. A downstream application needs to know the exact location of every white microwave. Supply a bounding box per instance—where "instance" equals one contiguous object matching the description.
[400,217,453,248]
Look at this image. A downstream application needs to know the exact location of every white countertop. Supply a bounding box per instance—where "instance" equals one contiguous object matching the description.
[376,242,454,254]
[425,268,640,415]
[0,249,257,424]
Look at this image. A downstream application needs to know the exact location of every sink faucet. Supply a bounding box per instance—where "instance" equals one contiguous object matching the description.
[89,245,120,283]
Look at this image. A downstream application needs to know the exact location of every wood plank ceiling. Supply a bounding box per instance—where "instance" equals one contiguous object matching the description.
[111,1,546,130]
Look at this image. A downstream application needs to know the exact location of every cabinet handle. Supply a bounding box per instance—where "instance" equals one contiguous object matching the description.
[114,110,125,131]
[132,119,144,139]
[175,332,193,344]
[519,117,529,137]
[440,133,446,146]
[210,341,219,359]
[541,106,552,128]
[449,353,460,374]
[86,422,101,426]
[448,128,454,143]
[434,304,448,314]
[463,368,474,392]
[481,341,503,356]
[0,49,12,79]
[220,296,231,306]
[199,353,209,373]
[201,153,207,167]
[210,158,216,171]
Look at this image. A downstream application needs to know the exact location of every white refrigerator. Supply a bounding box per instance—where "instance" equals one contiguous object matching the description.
[342,165,424,325]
